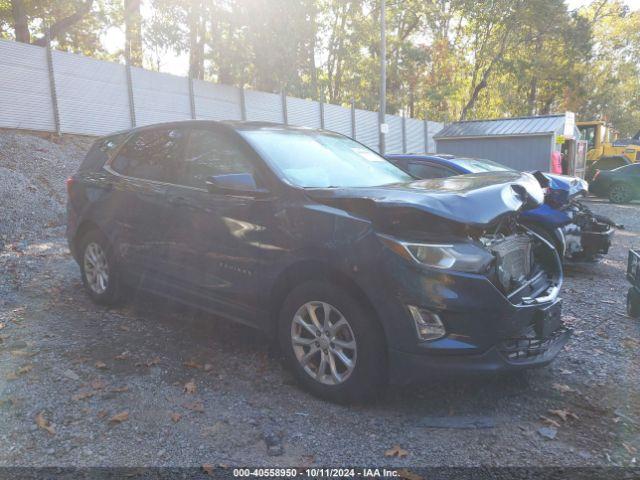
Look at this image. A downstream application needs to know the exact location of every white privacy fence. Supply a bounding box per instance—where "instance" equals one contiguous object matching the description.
[0,39,443,152]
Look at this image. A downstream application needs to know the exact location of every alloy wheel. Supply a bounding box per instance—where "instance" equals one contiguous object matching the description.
[290,301,357,385]
[610,184,631,203]
[83,242,109,294]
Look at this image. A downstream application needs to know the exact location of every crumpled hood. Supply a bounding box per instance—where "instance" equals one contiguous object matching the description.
[305,171,545,228]
[543,173,588,198]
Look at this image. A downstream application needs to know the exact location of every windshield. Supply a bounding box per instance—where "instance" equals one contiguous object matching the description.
[240,129,413,188]
[454,157,515,173]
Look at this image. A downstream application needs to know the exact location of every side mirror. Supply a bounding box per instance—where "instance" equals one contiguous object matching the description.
[205,173,268,196]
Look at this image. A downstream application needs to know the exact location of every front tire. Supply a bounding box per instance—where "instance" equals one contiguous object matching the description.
[79,230,125,306]
[609,182,633,204]
[278,281,387,403]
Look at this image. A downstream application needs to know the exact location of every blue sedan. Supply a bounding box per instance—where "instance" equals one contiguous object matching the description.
[387,154,616,262]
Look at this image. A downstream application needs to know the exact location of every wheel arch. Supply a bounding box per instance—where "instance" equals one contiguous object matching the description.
[267,260,384,339]
[71,220,106,261]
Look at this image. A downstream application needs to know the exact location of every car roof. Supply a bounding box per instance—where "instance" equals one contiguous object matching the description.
[101,120,332,138]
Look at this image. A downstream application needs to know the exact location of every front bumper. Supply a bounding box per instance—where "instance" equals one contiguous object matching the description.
[389,324,571,384]
[357,233,567,384]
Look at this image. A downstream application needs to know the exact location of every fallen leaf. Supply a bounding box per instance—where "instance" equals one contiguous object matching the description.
[623,442,638,455]
[202,464,214,475]
[397,469,423,480]
[17,364,33,375]
[184,379,197,394]
[0,323,4,330]
[6,372,18,380]
[114,352,130,360]
[72,390,95,401]
[95,361,107,369]
[549,409,579,422]
[171,412,182,423]
[385,445,408,458]
[203,363,213,372]
[91,379,106,390]
[35,412,55,435]
[109,411,129,423]
[109,386,129,393]
[119,325,130,331]
[184,360,203,369]
[182,401,204,413]
[137,356,160,367]
[552,383,579,394]
[540,415,561,428]
[97,410,108,418]
[10,350,30,357]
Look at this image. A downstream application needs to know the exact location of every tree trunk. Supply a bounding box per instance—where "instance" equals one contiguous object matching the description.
[124,0,143,67]
[188,0,205,80]
[11,0,30,43]
[33,0,95,46]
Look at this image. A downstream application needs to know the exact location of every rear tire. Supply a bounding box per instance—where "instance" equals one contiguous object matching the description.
[627,288,640,319]
[79,229,125,306]
[278,280,387,403]
[609,182,633,204]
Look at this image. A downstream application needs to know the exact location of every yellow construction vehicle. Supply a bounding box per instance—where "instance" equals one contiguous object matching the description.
[577,120,640,164]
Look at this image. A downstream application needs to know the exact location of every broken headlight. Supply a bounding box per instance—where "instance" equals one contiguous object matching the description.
[380,236,494,273]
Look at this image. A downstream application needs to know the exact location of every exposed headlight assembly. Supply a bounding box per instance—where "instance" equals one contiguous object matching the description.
[380,235,494,273]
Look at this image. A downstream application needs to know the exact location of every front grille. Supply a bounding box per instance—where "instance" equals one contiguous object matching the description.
[499,326,569,363]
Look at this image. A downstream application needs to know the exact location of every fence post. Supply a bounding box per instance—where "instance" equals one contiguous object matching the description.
[319,95,325,129]
[44,32,61,136]
[188,77,196,120]
[281,90,288,125]
[423,119,429,153]
[239,86,247,121]
[351,99,356,139]
[402,115,407,153]
[125,56,136,128]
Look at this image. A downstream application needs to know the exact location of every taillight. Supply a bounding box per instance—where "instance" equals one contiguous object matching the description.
[593,169,600,181]
[66,176,76,195]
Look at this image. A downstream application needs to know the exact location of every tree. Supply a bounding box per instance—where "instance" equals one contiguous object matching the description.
[124,0,142,66]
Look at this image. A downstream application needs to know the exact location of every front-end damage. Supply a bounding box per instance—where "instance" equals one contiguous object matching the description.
[537,172,617,261]
[306,172,569,372]
[560,200,616,260]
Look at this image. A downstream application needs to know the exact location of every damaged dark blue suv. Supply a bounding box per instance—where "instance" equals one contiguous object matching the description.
[67,121,569,402]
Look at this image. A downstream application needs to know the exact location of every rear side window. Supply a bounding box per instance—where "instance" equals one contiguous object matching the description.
[111,128,184,182]
[79,133,127,172]
[173,128,255,189]
[618,163,640,174]
[597,157,628,170]
[407,162,456,179]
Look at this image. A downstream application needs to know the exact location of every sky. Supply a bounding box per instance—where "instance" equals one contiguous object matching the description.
[101,0,640,77]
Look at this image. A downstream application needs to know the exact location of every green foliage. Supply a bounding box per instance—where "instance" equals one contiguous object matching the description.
[1,0,638,135]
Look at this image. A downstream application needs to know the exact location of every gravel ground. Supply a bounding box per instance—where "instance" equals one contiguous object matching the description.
[0,131,639,468]
[0,129,94,244]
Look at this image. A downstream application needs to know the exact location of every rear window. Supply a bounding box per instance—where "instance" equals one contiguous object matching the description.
[111,128,184,182]
[79,133,127,172]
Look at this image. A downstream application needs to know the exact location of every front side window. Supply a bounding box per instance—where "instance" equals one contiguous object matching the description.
[174,128,255,189]
[239,129,412,188]
[111,128,184,182]
[407,163,455,179]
